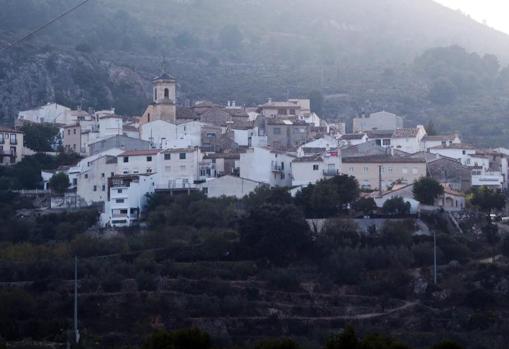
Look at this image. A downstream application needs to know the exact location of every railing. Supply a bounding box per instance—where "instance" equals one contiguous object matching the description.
[323,169,339,177]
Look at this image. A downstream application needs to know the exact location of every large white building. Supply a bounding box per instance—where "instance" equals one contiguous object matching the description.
[101,174,156,227]
[239,147,295,187]
[352,111,403,133]
[155,147,203,189]
[17,103,71,125]
[390,125,427,154]
[199,175,264,199]
[291,152,342,187]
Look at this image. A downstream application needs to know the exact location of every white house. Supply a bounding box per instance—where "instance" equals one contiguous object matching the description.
[352,111,403,133]
[421,134,461,151]
[199,175,264,199]
[155,147,202,189]
[239,147,295,187]
[339,133,368,147]
[429,144,478,166]
[291,152,342,187]
[99,115,123,139]
[471,168,505,189]
[17,103,71,124]
[140,120,203,149]
[77,154,119,205]
[390,125,427,154]
[101,174,156,228]
[297,135,339,157]
[117,149,160,176]
[370,184,421,215]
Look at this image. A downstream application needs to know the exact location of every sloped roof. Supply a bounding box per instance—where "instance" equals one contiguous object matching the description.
[120,149,160,157]
[392,128,419,138]
[293,155,324,163]
[153,72,175,81]
[422,134,458,142]
[430,143,476,150]
[341,133,366,140]
[343,155,426,164]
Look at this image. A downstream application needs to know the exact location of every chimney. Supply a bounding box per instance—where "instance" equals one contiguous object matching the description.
[232,100,236,107]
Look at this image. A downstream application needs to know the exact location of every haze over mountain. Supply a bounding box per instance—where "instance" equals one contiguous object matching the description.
[2,0,509,145]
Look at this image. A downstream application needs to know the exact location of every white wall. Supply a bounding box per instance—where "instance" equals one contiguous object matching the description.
[200,176,262,198]
[155,149,202,189]
[240,147,294,187]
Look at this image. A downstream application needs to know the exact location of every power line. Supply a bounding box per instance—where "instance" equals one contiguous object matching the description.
[0,0,93,53]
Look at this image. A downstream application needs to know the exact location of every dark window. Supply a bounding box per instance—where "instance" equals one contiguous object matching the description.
[164,88,169,98]
[154,88,157,101]
[67,129,71,135]
[102,185,105,191]
[9,134,16,145]
[118,189,123,194]
[123,157,129,163]
[73,179,77,185]
[179,153,186,160]
[0,134,4,144]
[273,127,281,135]
[73,129,77,135]
[84,174,88,179]
[164,153,171,160]
[116,199,125,204]
[101,173,105,178]
[93,185,97,192]
[313,164,319,171]
[120,209,128,214]
[147,156,152,162]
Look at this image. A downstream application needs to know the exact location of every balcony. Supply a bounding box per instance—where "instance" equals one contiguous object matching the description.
[323,169,339,177]
[271,164,284,172]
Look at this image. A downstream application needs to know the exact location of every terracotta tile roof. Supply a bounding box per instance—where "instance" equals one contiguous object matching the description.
[430,143,476,150]
[341,133,366,140]
[120,149,160,157]
[293,155,323,163]
[392,128,419,138]
[0,127,23,133]
[343,155,426,164]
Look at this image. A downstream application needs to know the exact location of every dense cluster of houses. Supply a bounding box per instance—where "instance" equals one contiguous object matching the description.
[12,72,509,227]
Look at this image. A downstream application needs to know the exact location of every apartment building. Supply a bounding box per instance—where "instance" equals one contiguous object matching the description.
[0,128,24,165]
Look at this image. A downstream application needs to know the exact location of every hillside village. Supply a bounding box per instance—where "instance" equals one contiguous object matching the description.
[4,71,509,228]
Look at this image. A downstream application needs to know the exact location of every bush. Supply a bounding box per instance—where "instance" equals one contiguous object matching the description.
[263,269,301,291]
[136,271,157,291]
[380,220,415,247]
[382,197,411,216]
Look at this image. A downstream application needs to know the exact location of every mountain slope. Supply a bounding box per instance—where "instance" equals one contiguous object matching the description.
[2,0,509,145]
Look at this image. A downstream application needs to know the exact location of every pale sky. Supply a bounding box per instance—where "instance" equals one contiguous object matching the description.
[436,0,509,34]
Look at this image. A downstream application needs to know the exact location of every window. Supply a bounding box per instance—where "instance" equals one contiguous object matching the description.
[9,134,16,145]
[101,173,105,178]
[93,185,97,192]
[67,129,71,135]
[116,199,125,204]
[154,88,157,101]
[73,179,77,185]
[84,174,88,179]
[383,139,391,146]
[117,189,123,194]
[73,129,77,135]
[164,153,171,160]
[179,153,186,160]
[147,156,152,162]
[120,209,128,215]
[111,172,114,177]
[202,187,208,195]
[363,167,369,173]
[164,88,169,98]
[462,150,466,155]
[102,185,105,191]
[313,164,319,171]
[281,173,285,180]
[289,108,296,115]
[273,127,281,135]
[73,144,76,150]
[123,157,129,163]
[0,134,3,144]
[388,167,393,173]
[147,168,152,173]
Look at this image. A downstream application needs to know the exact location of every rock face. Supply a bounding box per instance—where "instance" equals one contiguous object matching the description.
[0,47,149,120]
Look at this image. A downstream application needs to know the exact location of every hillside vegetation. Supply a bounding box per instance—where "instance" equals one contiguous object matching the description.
[2,0,509,145]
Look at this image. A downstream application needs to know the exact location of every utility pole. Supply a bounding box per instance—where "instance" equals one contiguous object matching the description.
[74,256,80,345]
[433,230,437,285]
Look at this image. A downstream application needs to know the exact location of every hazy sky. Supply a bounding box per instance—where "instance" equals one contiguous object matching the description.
[436,0,509,34]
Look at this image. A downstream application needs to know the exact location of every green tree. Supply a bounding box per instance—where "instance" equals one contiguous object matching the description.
[425,120,437,136]
[469,186,506,213]
[49,172,70,195]
[428,78,457,105]
[21,123,60,152]
[431,340,464,349]
[382,197,411,216]
[413,177,444,205]
[255,338,300,349]
[243,186,293,210]
[352,197,378,215]
[326,325,358,349]
[239,204,311,265]
[381,220,415,247]
[143,328,211,349]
